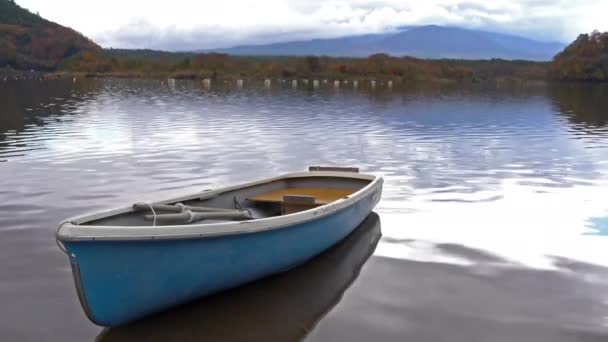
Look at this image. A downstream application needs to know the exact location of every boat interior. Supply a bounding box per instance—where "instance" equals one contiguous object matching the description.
[86,173,372,227]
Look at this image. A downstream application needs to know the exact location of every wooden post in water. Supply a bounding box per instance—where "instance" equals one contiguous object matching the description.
[353,80,358,88]
[203,78,211,89]
[387,80,393,89]
[236,79,243,88]
[264,79,271,88]
[313,80,319,88]
[334,80,340,88]
[292,80,298,88]
[371,80,376,89]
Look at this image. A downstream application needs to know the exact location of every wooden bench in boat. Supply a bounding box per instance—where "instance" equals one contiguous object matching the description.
[248,188,356,215]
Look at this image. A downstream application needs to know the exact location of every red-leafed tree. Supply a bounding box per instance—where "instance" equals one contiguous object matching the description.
[551,30,608,81]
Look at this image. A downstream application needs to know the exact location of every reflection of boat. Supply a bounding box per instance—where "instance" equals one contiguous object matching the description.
[96,213,381,341]
[56,167,383,326]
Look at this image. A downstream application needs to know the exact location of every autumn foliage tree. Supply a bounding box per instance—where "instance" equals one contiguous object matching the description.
[551,31,608,81]
[0,0,101,70]
[107,52,472,82]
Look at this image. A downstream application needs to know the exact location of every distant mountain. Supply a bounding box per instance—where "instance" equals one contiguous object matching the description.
[211,25,565,61]
[0,0,101,70]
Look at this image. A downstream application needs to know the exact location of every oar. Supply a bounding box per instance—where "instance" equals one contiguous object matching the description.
[143,210,251,224]
[133,202,239,213]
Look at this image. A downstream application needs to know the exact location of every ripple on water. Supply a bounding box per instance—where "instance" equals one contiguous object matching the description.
[1,79,608,338]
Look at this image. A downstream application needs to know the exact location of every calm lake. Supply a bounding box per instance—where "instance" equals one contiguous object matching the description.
[1,79,608,341]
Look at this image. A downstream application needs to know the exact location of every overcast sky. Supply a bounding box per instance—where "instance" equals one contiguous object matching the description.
[17,0,608,51]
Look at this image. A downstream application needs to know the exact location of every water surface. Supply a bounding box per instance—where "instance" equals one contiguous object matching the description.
[1,79,607,341]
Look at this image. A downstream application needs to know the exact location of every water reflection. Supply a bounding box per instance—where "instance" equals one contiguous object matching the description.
[586,217,608,236]
[309,243,608,341]
[2,79,608,340]
[0,80,96,161]
[97,213,381,342]
[550,83,608,130]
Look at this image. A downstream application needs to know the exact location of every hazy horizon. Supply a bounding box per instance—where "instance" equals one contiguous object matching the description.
[15,0,608,51]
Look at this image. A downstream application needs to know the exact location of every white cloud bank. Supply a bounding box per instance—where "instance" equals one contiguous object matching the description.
[17,0,608,50]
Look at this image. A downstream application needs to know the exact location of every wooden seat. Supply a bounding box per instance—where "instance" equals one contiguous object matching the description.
[248,188,355,205]
[248,187,356,214]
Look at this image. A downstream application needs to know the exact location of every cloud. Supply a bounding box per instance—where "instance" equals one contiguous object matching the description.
[17,0,608,51]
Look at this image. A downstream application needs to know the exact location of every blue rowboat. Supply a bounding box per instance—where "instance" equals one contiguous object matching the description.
[97,212,381,341]
[56,167,383,327]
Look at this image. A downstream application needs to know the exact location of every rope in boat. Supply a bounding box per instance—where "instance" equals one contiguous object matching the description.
[234,196,243,211]
[141,202,157,227]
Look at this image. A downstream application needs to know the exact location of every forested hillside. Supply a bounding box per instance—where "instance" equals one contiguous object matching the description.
[1,0,605,84]
[551,31,608,81]
[0,0,101,70]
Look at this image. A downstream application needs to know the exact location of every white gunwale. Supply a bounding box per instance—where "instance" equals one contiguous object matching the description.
[56,171,383,242]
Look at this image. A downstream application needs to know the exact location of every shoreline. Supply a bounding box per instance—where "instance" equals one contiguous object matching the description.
[6,68,601,87]
[0,70,553,87]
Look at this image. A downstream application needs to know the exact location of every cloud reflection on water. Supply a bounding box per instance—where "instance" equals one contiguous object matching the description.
[1,79,608,340]
[376,176,608,269]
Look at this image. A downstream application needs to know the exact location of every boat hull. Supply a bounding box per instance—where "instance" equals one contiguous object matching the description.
[63,182,380,327]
